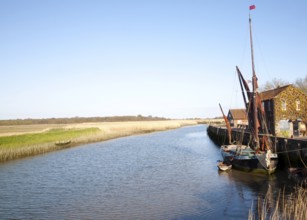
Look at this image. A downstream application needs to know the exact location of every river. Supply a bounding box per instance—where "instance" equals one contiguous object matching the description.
[0,125,294,219]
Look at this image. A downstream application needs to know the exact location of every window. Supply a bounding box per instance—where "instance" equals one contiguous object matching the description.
[296,99,300,111]
[281,100,287,111]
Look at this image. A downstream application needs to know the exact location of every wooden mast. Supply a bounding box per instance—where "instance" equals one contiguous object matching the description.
[249,12,260,149]
[219,103,232,144]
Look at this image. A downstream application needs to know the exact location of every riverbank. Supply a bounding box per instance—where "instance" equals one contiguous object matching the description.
[0,120,198,162]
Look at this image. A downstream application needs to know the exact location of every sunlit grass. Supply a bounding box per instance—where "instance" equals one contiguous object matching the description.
[0,128,100,162]
[0,128,100,148]
[0,120,198,162]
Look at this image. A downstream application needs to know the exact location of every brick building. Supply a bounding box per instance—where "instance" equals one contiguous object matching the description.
[260,85,307,137]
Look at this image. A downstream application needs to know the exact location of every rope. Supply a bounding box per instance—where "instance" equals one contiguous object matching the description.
[297,143,307,168]
[275,148,306,154]
[248,133,252,146]
[284,141,293,168]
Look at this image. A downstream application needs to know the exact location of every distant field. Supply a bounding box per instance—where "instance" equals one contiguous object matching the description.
[0,120,200,136]
[0,124,66,137]
[0,128,100,148]
[0,120,199,162]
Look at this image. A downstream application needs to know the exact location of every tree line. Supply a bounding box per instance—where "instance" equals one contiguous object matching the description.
[261,75,307,94]
[0,115,169,126]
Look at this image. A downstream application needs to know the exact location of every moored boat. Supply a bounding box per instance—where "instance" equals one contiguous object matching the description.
[219,5,278,175]
[217,161,232,171]
[55,140,71,146]
[221,144,278,174]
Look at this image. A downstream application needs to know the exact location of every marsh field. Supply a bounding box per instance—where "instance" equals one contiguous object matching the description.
[0,120,198,162]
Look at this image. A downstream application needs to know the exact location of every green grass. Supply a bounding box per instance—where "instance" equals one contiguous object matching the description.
[0,120,198,162]
[0,128,100,149]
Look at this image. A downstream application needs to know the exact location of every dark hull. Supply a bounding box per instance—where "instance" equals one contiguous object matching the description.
[226,157,278,174]
[207,125,307,168]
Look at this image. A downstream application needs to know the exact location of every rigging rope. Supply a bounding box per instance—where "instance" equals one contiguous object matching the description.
[297,143,307,168]
[275,148,306,154]
[284,141,293,168]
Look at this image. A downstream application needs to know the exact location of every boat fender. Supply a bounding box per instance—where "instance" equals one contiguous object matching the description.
[265,150,271,168]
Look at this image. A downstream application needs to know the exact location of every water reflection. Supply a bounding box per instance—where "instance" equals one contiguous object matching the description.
[0,125,296,220]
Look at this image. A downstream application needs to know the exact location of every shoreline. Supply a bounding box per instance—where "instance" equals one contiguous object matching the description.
[0,120,199,162]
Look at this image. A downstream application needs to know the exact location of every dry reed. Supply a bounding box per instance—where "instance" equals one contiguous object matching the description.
[0,120,198,162]
[248,185,307,220]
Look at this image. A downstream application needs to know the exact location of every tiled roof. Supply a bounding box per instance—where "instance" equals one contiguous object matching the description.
[229,109,247,120]
[259,85,291,101]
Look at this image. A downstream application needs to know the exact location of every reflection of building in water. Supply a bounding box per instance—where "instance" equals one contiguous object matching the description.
[260,85,307,138]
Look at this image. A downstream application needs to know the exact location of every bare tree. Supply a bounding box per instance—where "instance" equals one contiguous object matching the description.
[295,75,307,94]
[260,75,307,94]
[260,78,289,91]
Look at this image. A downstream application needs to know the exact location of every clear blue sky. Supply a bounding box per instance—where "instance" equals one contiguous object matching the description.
[1,0,306,119]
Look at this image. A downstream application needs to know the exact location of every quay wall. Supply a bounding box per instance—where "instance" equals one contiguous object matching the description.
[207,125,307,169]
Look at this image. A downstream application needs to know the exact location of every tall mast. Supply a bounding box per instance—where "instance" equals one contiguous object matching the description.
[249,11,260,149]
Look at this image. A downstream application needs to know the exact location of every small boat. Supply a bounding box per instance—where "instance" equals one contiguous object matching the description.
[55,140,71,146]
[218,161,232,171]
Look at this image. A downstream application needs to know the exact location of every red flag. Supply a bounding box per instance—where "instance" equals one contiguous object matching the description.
[249,5,256,10]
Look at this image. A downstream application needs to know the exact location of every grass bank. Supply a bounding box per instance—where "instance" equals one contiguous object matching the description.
[0,120,198,162]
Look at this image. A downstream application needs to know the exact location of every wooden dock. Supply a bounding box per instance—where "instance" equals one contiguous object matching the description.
[207,125,307,169]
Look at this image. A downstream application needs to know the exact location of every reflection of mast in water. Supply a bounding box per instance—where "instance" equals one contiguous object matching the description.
[218,169,301,218]
[252,182,279,218]
[217,170,277,217]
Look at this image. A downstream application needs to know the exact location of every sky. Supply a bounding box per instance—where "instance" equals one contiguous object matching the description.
[1,0,306,119]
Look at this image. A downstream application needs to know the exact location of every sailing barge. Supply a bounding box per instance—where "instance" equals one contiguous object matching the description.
[208,125,307,170]
[218,5,279,174]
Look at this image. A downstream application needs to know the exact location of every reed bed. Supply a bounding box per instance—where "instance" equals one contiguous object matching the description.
[0,120,198,162]
[248,185,307,220]
[0,128,100,162]
[0,124,65,137]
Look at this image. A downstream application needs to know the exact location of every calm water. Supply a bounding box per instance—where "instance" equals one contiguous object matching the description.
[0,125,293,220]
